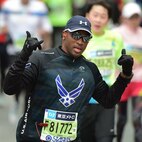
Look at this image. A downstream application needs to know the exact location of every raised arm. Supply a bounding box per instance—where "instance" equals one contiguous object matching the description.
[3,31,43,95]
[93,49,134,108]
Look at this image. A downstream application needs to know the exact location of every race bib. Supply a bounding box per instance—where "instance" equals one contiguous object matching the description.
[40,109,78,142]
[91,57,114,76]
[88,50,114,77]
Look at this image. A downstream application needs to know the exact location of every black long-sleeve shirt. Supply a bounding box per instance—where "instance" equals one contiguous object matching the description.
[3,46,131,142]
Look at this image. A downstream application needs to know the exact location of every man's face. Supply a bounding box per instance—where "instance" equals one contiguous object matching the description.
[86,5,109,35]
[62,30,91,58]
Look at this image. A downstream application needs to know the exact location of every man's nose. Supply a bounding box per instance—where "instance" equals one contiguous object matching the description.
[77,37,84,44]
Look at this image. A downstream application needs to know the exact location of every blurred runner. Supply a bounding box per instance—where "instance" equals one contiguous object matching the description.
[80,1,124,142]
[113,2,142,142]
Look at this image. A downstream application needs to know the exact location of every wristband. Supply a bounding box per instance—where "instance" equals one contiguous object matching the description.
[120,72,133,79]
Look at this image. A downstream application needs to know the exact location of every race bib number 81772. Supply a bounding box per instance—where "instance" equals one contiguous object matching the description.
[40,109,78,142]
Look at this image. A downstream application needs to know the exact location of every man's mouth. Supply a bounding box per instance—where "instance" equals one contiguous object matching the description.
[74,47,82,53]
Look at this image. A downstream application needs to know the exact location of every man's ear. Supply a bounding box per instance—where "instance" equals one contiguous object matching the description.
[62,31,68,40]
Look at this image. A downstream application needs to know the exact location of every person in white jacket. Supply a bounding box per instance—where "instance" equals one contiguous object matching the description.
[0,0,53,123]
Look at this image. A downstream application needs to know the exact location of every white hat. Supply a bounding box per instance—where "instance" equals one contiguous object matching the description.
[122,2,142,18]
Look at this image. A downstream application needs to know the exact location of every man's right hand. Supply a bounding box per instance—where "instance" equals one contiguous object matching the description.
[22,31,43,56]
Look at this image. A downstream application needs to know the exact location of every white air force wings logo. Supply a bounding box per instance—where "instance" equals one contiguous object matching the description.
[55,75,85,107]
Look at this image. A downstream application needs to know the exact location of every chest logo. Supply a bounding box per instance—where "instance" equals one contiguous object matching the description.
[55,75,85,107]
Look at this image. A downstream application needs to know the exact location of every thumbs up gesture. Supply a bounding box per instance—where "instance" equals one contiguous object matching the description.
[118,49,134,77]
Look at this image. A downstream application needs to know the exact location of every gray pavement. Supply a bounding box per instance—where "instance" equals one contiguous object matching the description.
[0,93,135,142]
[0,94,23,142]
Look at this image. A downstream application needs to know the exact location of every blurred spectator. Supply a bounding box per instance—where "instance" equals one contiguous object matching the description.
[1,0,53,123]
[113,2,142,142]
[0,0,6,9]
[0,31,11,94]
[73,0,86,15]
[0,0,10,103]
[1,0,53,52]
[43,0,73,48]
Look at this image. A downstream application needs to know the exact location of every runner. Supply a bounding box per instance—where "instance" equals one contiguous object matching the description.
[3,15,133,142]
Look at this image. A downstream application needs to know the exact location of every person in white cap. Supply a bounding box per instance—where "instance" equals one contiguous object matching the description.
[121,2,142,19]
[3,15,133,142]
[113,2,142,142]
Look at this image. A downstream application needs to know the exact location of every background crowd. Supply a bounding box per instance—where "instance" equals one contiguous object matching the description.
[0,0,142,142]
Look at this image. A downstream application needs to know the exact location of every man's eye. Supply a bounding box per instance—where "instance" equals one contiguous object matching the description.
[73,35,81,40]
[83,36,92,42]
